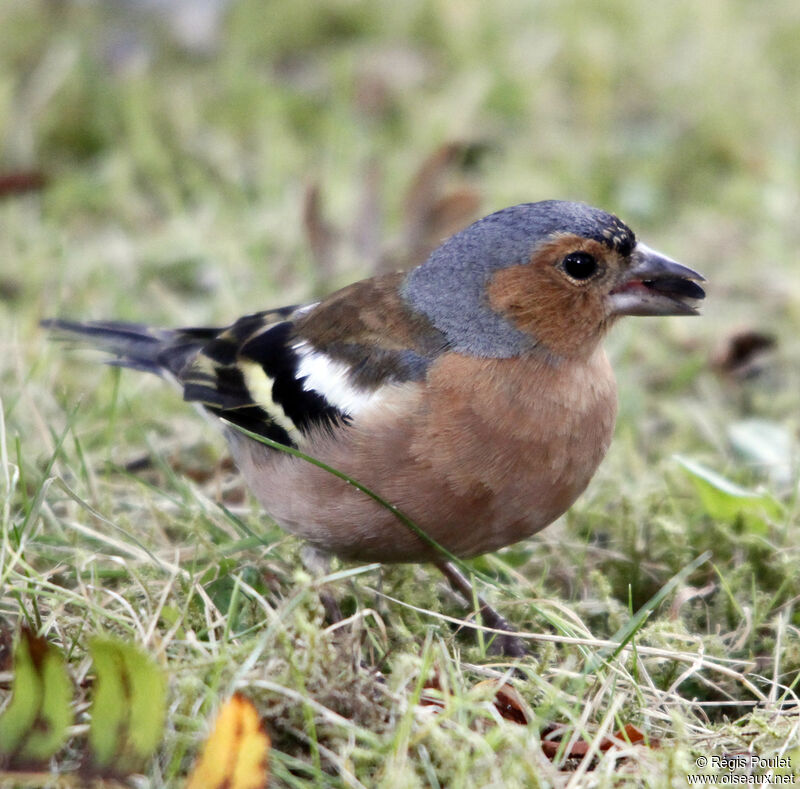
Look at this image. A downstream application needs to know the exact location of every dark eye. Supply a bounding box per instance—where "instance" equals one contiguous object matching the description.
[562,251,599,281]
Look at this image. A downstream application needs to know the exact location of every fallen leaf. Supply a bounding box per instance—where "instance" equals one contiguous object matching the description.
[473,680,531,725]
[711,329,776,379]
[0,628,72,766]
[0,171,46,198]
[0,279,21,303]
[426,189,481,240]
[88,638,166,774]
[606,723,654,749]
[185,694,270,789]
[352,158,383,264]
[303,182,339,287]
[403,143,465,231]
[418,672,446,711]
[402,143,481,265]
[675,455,782,528]
[540,722,658,761]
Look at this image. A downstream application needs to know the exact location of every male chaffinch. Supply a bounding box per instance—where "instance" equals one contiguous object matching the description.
[45,200,705,654]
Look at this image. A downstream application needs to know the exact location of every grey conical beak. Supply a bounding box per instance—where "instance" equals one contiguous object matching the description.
[609,243,706,316]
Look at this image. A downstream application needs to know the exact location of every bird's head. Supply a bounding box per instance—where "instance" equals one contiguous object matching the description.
[403,200,705,360]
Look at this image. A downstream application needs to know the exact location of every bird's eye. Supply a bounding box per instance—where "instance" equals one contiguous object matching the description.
[562,251,599,281]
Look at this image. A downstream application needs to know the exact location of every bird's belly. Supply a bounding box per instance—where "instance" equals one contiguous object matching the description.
[229,350,617,563]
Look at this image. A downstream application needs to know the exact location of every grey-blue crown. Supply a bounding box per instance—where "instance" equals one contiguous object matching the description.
[402,201,635,358]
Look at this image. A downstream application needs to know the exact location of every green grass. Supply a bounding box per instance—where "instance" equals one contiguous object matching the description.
[2,0,800,785]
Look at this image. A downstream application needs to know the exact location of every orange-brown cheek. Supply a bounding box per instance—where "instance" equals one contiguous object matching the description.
[486,264,608,358]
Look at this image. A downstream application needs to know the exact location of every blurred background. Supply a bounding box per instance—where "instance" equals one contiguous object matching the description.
[1,0,798,327]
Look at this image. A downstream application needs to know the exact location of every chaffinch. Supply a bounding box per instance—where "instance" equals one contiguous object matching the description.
[45,200,705,653]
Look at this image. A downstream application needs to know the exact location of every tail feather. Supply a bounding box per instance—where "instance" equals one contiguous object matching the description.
[40,319,220,378]
[42,305,352,449]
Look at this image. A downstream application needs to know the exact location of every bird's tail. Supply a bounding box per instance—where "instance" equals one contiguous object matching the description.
[40,318,220,378]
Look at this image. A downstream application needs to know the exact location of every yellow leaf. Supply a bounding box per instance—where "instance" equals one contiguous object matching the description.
[185,694,270,789]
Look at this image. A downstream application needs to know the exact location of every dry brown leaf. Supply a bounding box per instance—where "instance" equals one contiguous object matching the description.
[303,182,339,284]
[0,278,21,303]
[0,171,46,198]
[540,722,658,761]
[711,329,776,379]
[307,143,483,276]
[425,189,481,243]
[403,143,465,231]
[352,158,383,264]
[418,672,446,711]
[402,143,480,265]
[473,680,532,725]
